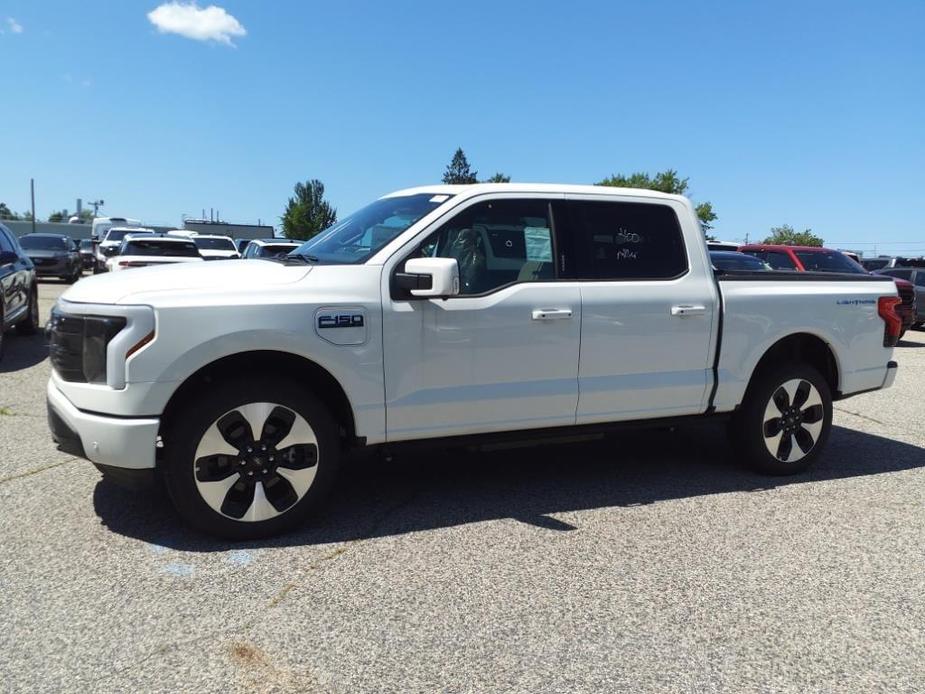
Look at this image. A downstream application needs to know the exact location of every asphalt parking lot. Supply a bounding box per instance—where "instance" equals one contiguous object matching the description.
[1,277,923,693]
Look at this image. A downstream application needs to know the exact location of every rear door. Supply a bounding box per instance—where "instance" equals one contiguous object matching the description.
[560,197,718,423]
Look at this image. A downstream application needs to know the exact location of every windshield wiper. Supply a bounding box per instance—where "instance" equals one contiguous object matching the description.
[281,253,319,264]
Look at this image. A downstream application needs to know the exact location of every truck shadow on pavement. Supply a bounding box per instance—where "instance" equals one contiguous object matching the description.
[0,332,48,373]
[93,423,925,552]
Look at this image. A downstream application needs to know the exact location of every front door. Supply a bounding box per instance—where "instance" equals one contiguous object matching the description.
[382,196,581,441]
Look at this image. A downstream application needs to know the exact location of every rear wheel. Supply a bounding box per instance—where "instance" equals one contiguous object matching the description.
[732,363,832,475]
[15,286,39,335]
[162,378,341,539]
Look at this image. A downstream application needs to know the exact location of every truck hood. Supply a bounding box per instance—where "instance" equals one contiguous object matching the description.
[62,259,313,305]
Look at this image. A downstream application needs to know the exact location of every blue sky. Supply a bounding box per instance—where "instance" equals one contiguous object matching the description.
[1,0,923,252]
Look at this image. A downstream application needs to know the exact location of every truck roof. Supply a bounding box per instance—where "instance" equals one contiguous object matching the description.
[382,183,690,203]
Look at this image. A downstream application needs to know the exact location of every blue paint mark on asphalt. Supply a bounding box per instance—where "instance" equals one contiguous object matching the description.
[224,550,253,567]
[163,563,195,577]
[146,543,169,555]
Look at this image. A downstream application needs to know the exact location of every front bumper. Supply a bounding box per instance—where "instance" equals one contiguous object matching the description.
[46,380,160,470]
[31,258,68,275]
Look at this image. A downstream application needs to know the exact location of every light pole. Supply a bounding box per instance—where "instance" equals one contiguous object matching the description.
[86,199,104,218]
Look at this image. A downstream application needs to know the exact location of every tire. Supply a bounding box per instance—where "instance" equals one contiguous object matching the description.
[162,377,341,540]
[15,286,39,335]
[731,363,832,475]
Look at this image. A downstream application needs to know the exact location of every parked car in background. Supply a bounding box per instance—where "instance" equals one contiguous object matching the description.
[45,184,900,539]
[95,227,156,272]
[78,239,96,270]
[91,216,142,241]
[18,233,82,283]
[740,244,917,336]
[0,222,40,360]
[709,250,771,272]
[105,236,204,271]
[876,267,925,329]
[890,278,917,336]
[234,238,252,255]
[192,235,240,260]
[739,244,866,273]
[242,238,302,259]
[861,257,893,272]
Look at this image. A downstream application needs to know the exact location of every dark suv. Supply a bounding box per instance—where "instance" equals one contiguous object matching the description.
[18,233,82,283]
[0,223,41,360]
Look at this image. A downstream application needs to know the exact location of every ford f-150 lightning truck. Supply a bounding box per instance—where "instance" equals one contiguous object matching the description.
[45,184,901,538]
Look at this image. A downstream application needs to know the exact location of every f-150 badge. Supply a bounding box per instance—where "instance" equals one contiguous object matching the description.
[317,313,364,329]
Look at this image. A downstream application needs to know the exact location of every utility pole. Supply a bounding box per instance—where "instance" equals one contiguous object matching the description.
[30,179,36,234]
[86,199,104,217]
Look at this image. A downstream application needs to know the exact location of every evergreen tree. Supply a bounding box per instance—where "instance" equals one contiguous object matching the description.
[281,179,337,240]
[442,148,478,184]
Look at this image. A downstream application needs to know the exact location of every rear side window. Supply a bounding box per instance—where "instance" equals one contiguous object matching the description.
[748,251,798,270]
[565,201,687,280]
[914,272,925,287]
[882,269,913,281]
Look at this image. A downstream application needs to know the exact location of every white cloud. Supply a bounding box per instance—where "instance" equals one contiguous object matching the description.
[147,2,245,46]
[6,17,24,33]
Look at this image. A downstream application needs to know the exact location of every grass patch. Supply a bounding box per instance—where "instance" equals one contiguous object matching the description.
[0,407,13,416]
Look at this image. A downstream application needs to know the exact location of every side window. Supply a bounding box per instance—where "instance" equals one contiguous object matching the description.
[885,269,913,281]
[0,226,14,253]
[764,251,797,270]
[566,201,687,280]
[914,272,925,287]
[415,199,555,295]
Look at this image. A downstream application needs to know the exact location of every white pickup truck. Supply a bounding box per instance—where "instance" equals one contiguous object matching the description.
[46,184,900,539]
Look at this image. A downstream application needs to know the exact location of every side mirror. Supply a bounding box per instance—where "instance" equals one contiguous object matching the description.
[397,257,460,298]
[0,250,17,266]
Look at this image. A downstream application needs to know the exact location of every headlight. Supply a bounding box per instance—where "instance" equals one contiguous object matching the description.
[48,303,156,388]
[48,309,127,384]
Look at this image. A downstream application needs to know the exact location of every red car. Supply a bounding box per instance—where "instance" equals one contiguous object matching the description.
[739,244,915,337]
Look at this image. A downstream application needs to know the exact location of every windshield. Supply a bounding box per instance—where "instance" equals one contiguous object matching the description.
[795,251,865,273]
[194,237,236,251]
[124,240,200,257]
[291,193,452,264]
[711,252,770,271]
[20,236,68,251]
[257,244,299,258]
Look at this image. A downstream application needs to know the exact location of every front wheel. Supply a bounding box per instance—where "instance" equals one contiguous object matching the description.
[732,364,833,475]
[162,378,341,539]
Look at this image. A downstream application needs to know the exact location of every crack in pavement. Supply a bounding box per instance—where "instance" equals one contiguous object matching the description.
[0,458,78,485]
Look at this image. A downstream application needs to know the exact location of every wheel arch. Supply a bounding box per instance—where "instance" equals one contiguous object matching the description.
[158,350,359,458]
[745,333,840,400]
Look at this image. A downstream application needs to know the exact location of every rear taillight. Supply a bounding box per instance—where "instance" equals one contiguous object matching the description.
[878,296,902,347]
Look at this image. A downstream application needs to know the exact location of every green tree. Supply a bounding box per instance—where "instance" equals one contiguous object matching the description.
[596,169,718,231]
[484,172,511,183]
[763,224,823,247]
[48,209,70,223]
[281,179,337,240]
[0,203,20,220]
[77,209,93,223]
[442,148,478,184]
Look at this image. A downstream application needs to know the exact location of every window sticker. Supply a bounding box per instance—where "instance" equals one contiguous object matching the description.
[524,227,552,262]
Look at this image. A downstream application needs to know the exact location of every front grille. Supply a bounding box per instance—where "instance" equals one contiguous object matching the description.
[48,308,126,383]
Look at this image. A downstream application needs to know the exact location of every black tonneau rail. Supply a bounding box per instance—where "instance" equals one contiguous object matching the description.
[716,270,895,282]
